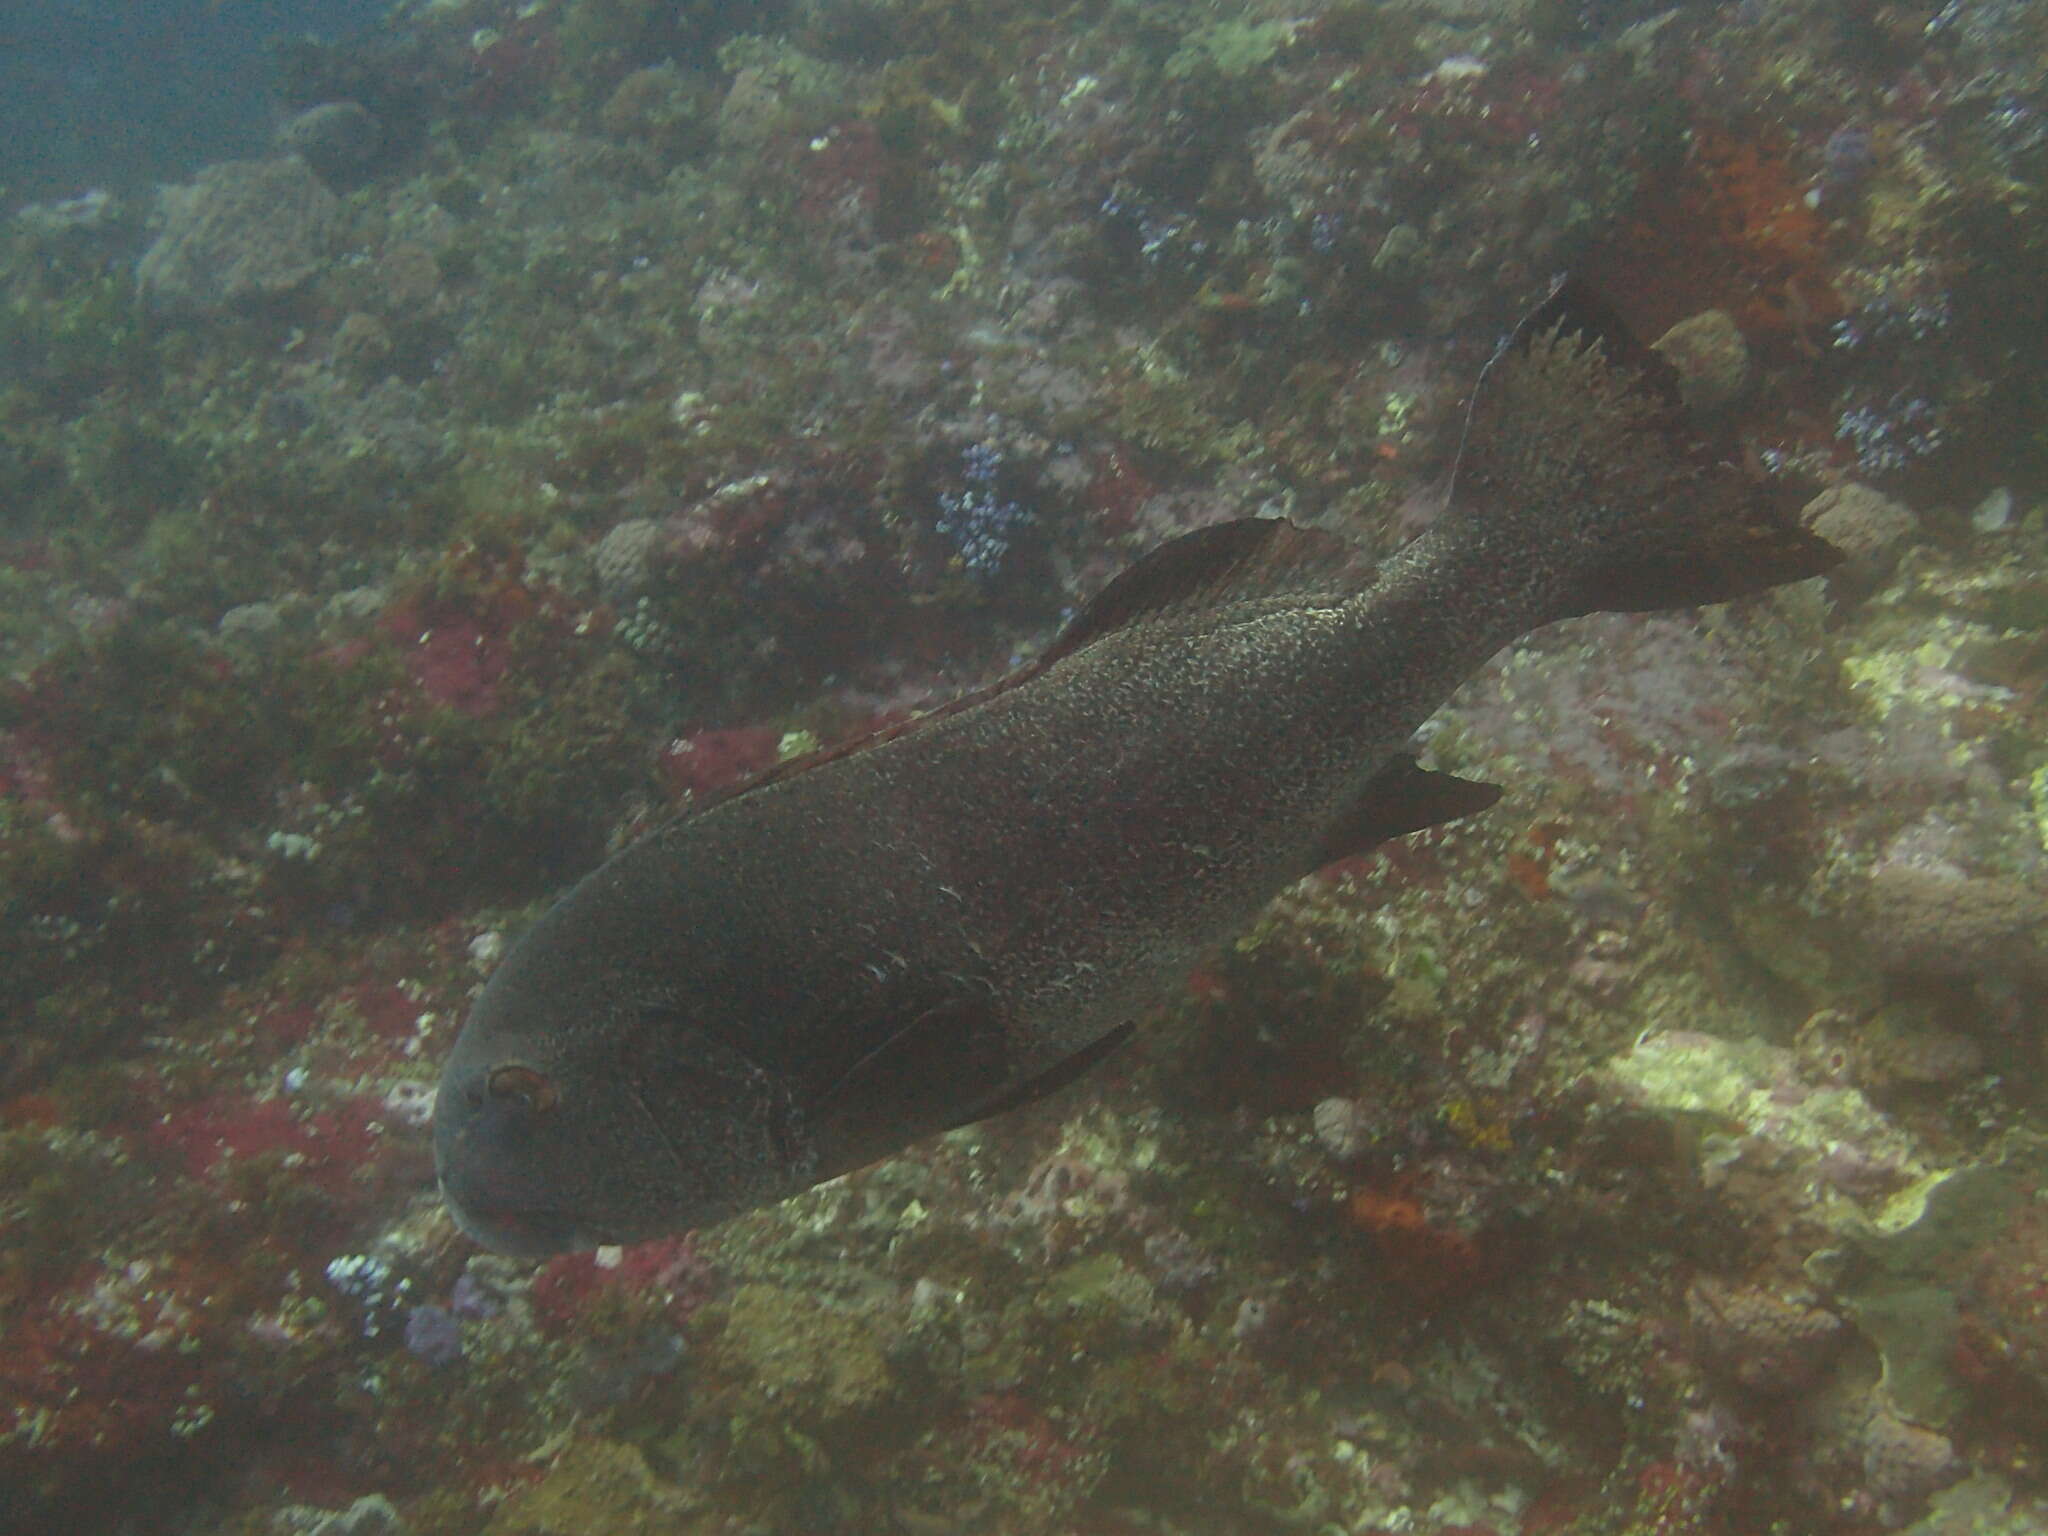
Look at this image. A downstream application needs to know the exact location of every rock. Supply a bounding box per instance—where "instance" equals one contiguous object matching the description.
[1898,1474,2046,1536]
[1801,482,1918,563]
[1959,1170,2048,1402]
[1652,308,1748,413]
[373,240,445,310]
[711,38,852,152]
[1371,223,1426,277]
[1599,1029,1923,1181]
[276,101,384,183]
[332,311,394,375]
[1862,1404,1959,1511]
[1971,486,2014,533]
[1807,1161,2026,1427]
[1311,1096,1373,1160]
[715,66,797,152]
[274,1495,407,1536]
[138,157,341,315]
[1685,1277,1843,1394]
[600,64,712,156]
[1869,1023,1983,1087]
[218,600,289,646]
[1865,863,2048,982]
[14,188,121,241]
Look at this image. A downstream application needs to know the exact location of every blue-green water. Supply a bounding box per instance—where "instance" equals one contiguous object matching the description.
[1,0,388,201]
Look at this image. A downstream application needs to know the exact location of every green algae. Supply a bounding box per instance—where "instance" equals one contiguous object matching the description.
[554,0,662,79]
[1039,1252,1170,1345]
[713,1282,894,1416]
[713,34,855,129]
[1723,896,1850,996]
[1165,18,1300,82]
[1808,1150,2036,1428]
[482,1437,709,1536]
[1899,1473,2042,1536]
[1109,356,1265,470]
[0,1125,140,1287]
[1601,1030,1924,1176]
[0,263,151,400]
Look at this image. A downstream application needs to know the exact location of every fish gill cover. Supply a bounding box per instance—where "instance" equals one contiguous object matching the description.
[1,0,2047,1534]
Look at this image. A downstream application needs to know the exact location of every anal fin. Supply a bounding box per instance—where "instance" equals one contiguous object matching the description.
[1309,753,1502,868]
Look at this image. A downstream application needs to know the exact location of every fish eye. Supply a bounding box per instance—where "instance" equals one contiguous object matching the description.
[487,1064,558,1112]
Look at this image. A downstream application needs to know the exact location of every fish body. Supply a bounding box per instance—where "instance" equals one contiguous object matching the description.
[433,280,1837,1256]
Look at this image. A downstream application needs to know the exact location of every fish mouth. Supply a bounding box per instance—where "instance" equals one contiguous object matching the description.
[436,1131,615,1257]
[441,1180,610,1258]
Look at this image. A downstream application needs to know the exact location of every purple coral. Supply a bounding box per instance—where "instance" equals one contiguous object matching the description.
[402,1304,463,1367]
[1816,121,1876,207]
[450,1271,502,1320]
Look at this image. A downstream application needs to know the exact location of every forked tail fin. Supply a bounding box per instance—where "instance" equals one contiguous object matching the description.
[1445,277,1841,620]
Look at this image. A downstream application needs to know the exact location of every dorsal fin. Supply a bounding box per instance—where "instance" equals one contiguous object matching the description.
[673,517,1366,820]
[1043,517,1363,663]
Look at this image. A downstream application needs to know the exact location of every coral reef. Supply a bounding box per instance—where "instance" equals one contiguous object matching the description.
[3,0,2048,1531]
[137,157,343,314]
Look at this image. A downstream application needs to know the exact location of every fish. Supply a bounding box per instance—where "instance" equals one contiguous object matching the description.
[432,278,1839,1257]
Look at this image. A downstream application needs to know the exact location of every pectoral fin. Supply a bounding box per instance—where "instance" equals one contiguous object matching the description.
[807,1004,1138,1175]
[943,1022,1137,1131]
[807,995,1013,1176]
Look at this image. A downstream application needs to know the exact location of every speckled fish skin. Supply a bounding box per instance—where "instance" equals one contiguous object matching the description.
[432,279,1839,1257]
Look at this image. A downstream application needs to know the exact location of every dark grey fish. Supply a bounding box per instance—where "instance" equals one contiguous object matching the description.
[432,279,1839,1257]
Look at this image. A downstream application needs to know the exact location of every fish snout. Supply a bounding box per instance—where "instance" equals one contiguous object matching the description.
[433,1061,599,1257]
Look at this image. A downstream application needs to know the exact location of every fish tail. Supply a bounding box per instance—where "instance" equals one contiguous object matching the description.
[1444,277,1840,619]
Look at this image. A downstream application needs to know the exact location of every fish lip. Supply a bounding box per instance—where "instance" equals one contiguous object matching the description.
[441,1183,593,1257]
[436,1123,595,1257]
